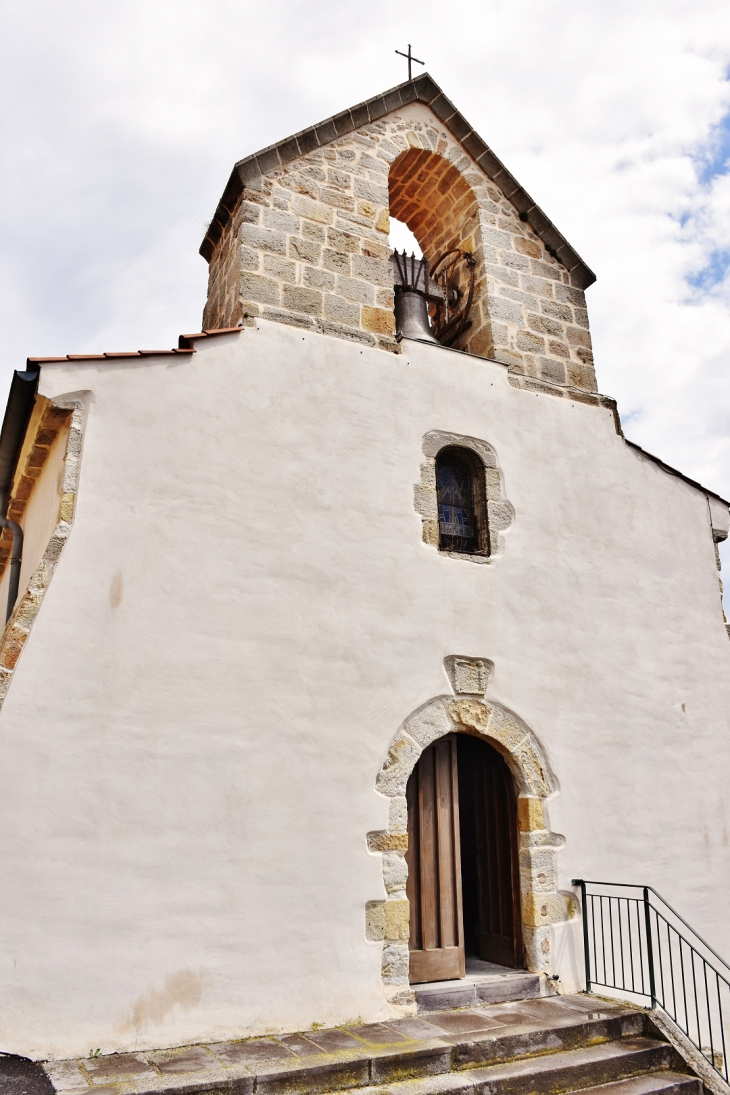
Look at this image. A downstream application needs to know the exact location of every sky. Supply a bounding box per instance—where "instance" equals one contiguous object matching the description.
[1,0,729,579]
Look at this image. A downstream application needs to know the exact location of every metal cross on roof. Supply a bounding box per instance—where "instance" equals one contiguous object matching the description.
[395,44,425,81]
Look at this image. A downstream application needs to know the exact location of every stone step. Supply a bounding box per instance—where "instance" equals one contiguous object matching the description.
[41,996,689,1095]
[415,970,542,1012]
[327,1039,685,1095]
[578,1072,701,1095]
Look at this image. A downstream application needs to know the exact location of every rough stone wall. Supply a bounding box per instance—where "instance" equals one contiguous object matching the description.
[202,102,597,389]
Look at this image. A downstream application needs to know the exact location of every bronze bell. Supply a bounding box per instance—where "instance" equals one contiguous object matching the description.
[391,251,440,344]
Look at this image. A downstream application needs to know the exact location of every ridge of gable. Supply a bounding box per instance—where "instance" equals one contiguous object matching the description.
[200,74,595,291]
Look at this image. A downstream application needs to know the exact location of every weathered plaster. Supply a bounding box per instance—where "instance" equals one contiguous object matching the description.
[0,323,727,1058]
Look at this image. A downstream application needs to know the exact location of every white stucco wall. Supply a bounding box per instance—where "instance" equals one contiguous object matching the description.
[0,320,728,1059]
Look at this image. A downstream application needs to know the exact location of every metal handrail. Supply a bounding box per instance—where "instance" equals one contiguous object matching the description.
[575,880,730,976]
[573,878,730,1087]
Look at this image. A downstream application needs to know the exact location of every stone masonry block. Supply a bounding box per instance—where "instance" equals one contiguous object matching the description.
[405,699,452,749]
[528,313,563,337]
[288,237,321,264]
[262,209,300,234]
[517,796,546,832]
[324,295,359,325]
[302,221,326,242]
[320,187,355,212]
[323,249,351,275]
[447,698,491,735]
[383,854,408,894]
[513,738,552,797]
[540,359,567,385]
[367,830,408,852]
[366,900,410,941]
[554,283,586,307]
[488,297,523,325]
[567,325,592,348]
[240,247,260,272]
[263,255,296,283]
[376,732,422,797]
[381,943,410,985]
[366,901,386,940]
[499,251,531,272]
[516,331,545,353]
[519,846,556,894]
[282,285,322,316]
[261,307,314,331]
[352,254,392,287]
[240,273,280,306]
[291,194,333,224]
[389,796,408,834]
[362,306,394,335]
[303,266,335,292]
[240,201,261,225]
[485,707,528,753]
[541,300,573,323]
[240,225,287,255]
[336,275,374,305]
[522,892,576,928]
[515,236,541,258]
[327,228,361,253]
[531,259,562,281]
[353,177,389,205]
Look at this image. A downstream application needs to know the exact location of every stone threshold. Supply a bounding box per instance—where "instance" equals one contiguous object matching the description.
[43,994,640,1095]
[413,959,543,1011]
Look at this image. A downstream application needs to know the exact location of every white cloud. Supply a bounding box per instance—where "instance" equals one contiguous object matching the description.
[1,0,729,583]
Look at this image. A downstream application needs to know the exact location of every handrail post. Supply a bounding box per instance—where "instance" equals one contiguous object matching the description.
[644,885,657,1008]
[575,879,591,992]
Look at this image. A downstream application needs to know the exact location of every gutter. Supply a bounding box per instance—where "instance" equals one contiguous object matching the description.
[0,369,39,623]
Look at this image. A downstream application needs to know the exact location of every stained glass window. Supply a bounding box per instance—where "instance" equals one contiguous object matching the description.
[436,447,489,555]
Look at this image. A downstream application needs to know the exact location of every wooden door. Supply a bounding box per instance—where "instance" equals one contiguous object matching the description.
[458,735,523,967]
[406,737,465,983]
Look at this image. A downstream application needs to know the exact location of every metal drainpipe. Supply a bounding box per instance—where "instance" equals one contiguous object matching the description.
[0,493,23,624]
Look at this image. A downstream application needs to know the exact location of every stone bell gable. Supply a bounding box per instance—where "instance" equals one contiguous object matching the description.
[201,75,599,396]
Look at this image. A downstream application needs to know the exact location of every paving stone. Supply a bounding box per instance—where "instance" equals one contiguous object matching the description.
[208,1038,293,1065]
[348,1024,410,1046]
[302,1029,363,1052]
[82,1054,157,1081]
[422,1011,501,1034]
[278,1033,325,1056]
[147,1047,219,1073]
[385,1017,448,1039]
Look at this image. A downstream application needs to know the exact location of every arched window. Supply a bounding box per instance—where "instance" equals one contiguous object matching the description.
[435,446,489,555]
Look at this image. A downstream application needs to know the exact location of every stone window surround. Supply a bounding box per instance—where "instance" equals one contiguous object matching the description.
[366,655,578,1013]
[414,430,515,562]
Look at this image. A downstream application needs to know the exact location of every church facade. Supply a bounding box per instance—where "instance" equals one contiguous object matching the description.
[0,75,728,1061]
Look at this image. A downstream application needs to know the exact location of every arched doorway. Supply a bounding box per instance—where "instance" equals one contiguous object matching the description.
[405,733,522,984]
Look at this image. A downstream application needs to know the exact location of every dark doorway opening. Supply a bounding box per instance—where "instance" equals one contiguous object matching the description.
[457,734,523,968]
[406,733,523,984]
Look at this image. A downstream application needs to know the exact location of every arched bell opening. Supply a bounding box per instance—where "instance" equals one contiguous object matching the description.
[388,149,487,353]
[405,732,523,985]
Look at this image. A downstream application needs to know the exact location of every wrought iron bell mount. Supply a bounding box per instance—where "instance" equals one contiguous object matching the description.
[391,248,477,346]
